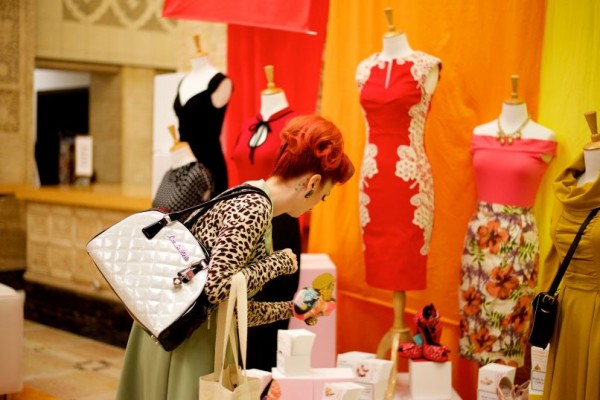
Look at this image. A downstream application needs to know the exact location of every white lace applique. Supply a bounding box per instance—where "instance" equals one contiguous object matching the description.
[359,139,378,231]
[356,55,381,233]
[395,52,440,255]
[356,54,378,91]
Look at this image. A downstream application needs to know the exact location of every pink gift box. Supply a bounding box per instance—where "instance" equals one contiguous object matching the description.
[272,367,355,400]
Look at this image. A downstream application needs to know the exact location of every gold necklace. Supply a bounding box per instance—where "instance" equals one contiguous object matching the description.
[496,115,530,145]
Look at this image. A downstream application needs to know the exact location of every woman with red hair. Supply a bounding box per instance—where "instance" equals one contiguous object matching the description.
[117,114,354,400]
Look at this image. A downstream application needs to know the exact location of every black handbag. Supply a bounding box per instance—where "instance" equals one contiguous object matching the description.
[528,207,599,348]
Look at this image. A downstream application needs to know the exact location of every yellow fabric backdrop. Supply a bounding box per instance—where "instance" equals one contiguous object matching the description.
[536,0,600,291]
[308,1,547,397]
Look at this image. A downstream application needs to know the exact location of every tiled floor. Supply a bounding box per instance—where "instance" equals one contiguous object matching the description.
[19,320,125,400]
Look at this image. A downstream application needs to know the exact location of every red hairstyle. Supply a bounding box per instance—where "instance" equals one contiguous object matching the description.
[272,115,354,185]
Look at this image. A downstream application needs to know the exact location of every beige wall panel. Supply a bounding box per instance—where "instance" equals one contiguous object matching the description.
[27,203,51,241]
[49,205,75,247]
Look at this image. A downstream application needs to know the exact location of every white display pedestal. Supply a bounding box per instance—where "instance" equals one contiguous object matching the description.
[394,373,462,400]
[289,253,337,367]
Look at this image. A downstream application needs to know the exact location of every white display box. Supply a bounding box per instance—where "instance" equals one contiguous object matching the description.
[352,358,393,384]
[272,367,355,400]
[336,351,377,370]
[395,373,462,399]
[277,353,311,376]
[530,345,549,392]
[278,328,316,356]
[409,359,452,400]
[246,369,272,394]
[477,363,516,396]
[531,345,549,373]
[322,381,364,400]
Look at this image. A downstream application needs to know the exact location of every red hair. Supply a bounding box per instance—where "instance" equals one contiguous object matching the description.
[272,115,354,185]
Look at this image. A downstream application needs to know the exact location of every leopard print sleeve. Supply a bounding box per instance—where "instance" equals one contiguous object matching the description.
[248,300,294,326]
[191,192,295,305]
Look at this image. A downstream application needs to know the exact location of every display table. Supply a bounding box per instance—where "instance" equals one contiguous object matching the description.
[15,184,151,300]
[289,253,337,368]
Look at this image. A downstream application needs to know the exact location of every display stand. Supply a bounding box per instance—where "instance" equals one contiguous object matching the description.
[288,253,337,367]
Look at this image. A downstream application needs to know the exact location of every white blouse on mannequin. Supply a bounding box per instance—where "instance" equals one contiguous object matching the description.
[473,102,557,161]
[178,54,232,108]
[260,91,289,121]
[378,32,440,95]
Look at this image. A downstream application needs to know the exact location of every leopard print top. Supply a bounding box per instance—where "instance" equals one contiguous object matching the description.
[188,182,296,327]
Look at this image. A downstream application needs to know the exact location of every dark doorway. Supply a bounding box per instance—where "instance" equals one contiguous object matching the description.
[35,88,89,185]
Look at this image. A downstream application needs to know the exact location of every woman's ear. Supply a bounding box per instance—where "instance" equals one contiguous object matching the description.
[306,174,322,190]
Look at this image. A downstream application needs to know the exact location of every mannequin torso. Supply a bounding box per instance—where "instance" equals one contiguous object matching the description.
[473,102,556,161]
[577,149,600,186]
[260,91,289,121]
[170,143,197,170]
[178,55,232,108]
[378,33,439,94]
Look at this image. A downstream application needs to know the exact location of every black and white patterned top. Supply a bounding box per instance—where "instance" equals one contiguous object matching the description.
[152,162,213,215]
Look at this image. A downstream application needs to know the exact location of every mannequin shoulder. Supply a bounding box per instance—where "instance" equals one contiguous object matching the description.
[356,53,379,82]
[521,121,557,141]
[472,120,498,136]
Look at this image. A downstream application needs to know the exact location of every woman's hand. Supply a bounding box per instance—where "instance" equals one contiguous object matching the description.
[280,248,298,274]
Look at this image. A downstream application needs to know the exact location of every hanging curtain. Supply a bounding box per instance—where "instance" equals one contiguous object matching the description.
[224,24,327,187]
[310,1,546,397]
[535,0,600,290]
[162,0,328,34]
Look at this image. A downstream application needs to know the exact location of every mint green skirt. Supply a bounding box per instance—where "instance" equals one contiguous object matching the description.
[116,313,218,400]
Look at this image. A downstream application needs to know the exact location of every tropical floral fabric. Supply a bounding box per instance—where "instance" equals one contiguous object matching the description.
[459,201,538,366]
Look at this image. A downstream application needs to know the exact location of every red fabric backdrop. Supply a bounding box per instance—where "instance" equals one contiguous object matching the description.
[224,24,327,186]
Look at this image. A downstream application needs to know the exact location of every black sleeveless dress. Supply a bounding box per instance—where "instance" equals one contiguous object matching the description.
[173,73,230,196]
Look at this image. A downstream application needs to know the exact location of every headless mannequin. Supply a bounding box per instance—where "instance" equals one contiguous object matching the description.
[374,9,441,400]
[378,32,439,95]
[178,36,232,109]
[473,75,556,161]
[577,111,600,186]
[260,66,289,120]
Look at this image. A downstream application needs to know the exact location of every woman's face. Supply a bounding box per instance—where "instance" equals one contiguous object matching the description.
[288,179,334,218]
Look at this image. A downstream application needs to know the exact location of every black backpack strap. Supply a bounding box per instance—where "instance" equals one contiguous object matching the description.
[547,207,599,295]
[142,185,271,239]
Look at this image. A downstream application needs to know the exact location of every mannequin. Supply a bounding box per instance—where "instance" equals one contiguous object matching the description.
[542,111,600,400]
[168,125,197,169]
[178,35,232,108]
[231,66,300,372]
[356,8,442,399]
[260,65,289,120]
[152,125,213,213]
[577,111,600,186]
[174,35,232,195]
[459,76,557,367]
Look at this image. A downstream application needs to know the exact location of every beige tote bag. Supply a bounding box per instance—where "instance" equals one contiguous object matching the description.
[198,272,261,399]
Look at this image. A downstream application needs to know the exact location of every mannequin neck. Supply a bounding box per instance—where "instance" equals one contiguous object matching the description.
[578,149,600,186]
[380,33,413,61]
[190,55,211,72]
[260,91,289,120]
[498,102,529,132]
[170,144,197,169]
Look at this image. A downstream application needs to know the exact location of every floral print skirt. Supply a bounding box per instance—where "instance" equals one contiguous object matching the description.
[459,201,538,367]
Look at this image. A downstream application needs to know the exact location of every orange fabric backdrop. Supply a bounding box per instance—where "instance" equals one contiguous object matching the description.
[308,1,547,398]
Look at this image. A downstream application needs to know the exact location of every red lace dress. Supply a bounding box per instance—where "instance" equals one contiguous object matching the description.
[356,51,441,290]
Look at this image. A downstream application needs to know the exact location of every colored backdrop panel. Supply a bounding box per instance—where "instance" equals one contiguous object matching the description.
[225,24,327,186]
[536,0,600,291]
[310,1,546,398]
